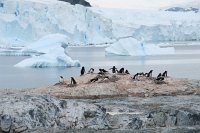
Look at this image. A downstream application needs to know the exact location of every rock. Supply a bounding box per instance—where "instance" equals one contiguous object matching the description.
[84,111,97,118]
[153,112,167,127]
[144,94,149,97]
[14,126,28,133]
[59,0,91,7]
[1,94,200,132]
[145,118,155,128]
[165,116,177,127]
[0,115,12,132]
[176,109,200,126]
[0,94,108,132]
[127,118,142,129]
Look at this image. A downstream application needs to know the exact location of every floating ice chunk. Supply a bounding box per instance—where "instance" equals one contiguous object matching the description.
[105,38,175,56]
[15,34,80,68]
[22,33,71,54]
[15,47,80,68]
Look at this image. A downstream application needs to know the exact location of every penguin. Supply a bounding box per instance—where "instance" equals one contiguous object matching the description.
[117,68,124,74]
[71,77,77,85]
[99,69,108,74]
[101,69,108,73]
[162,71,167,77]
[125,70,130,74]
[88,68,94,74]
[138,72,144,76]
[80,66,85,76]
[109,66,117,73]
[132,73,138,80]
[147,70,153,77]
[156,76,164,81]
[157,73,162,78]
[59,76,64,84]
[90,77,98,83]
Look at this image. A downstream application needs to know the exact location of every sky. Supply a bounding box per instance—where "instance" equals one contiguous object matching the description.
[87,0,192,9]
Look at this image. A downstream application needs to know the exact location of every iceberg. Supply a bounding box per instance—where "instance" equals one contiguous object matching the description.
[21,33,71,54]
[105,38,175,56]
[14,34,80,68]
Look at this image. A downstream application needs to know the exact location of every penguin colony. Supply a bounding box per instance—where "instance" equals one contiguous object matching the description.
[58,66,168,86]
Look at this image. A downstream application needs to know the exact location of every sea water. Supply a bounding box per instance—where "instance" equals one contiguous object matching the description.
[0,46,200,89]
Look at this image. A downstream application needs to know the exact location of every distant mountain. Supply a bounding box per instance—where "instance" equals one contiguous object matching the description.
[163,1,200,13]
[165,7,199,13]
[59,0,91,7]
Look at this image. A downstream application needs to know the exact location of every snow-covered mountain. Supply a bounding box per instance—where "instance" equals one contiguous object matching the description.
[163,0,200,13]
[59,0,91,7]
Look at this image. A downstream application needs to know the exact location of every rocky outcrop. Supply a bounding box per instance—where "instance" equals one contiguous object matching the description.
[99,95,200,132]
[59,0,91,7]
[0,95,108,132]
[1,94,200,132]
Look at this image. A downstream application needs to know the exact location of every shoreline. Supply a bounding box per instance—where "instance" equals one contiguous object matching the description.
[1,73,200,99]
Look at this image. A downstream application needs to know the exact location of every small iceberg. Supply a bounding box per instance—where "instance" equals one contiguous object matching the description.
[105,37,175,56]
[14,34,80,68]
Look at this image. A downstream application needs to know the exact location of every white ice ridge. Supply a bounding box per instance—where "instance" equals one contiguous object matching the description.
[14,34,80,68]
[105,38,175,56]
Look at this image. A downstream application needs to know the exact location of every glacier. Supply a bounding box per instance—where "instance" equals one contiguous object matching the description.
[0,0,200,62]
[0,0,200,46]
[14,34,80,68]
[0,0,113,46]
[105,38,175,56]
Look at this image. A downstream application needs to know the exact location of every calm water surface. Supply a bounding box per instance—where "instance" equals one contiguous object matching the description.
[1,46,200,89]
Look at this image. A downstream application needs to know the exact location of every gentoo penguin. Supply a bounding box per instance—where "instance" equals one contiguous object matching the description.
[80,66,85,76]
[147,70,153,77]
[125,70,130,74]
[101,69,108,73]
[88,68,94,74]
[162,71,167,77]
[109,66,117,73]
[117,68,124,74]
[90,77,98,83]
[59,76,64,83]
[71,77,77,85]
[157,73,162,78]
[132,73,139,80]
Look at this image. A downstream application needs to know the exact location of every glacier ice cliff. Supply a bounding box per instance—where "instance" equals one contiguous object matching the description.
[0,0,200,47]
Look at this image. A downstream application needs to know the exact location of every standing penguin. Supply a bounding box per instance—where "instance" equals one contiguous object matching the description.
[59,76,64,84]
[162,71,167,77]
[109,66,117,73]
[80,66,85,76]
[71,77,77,85]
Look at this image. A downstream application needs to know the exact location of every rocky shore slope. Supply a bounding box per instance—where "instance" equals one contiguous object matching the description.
[1,73,200,132]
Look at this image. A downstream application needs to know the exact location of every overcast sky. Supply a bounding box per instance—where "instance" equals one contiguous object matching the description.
[87,0,192,9]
